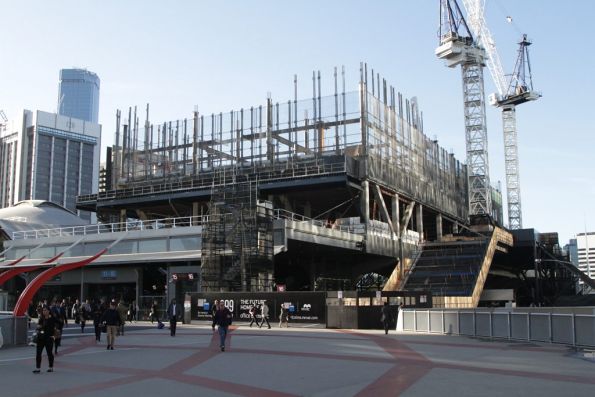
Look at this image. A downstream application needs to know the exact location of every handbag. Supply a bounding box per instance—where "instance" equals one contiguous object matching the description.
[54,329,62,339]
[31,332,39,344]
[100,324,107,333]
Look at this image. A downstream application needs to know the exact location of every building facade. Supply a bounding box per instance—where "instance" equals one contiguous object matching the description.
[576,232,595,290]
[0,110,101,221]
[58,68,100,124]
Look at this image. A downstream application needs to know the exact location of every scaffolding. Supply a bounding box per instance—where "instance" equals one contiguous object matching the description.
[105,64,470,223]
[200,169,274,292]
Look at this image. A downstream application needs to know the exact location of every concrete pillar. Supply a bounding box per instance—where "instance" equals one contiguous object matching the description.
[416,204,423,242]
[361,180,369,224]
[119,209,127,231]
[436,213,443,241]
[391,194,400,237]
[192,202,199,225]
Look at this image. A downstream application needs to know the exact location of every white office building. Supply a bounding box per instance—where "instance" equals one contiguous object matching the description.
[0,110,101,221]
[576,232,595,291]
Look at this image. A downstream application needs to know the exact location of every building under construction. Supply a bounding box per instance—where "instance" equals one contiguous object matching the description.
[76,64,588,307]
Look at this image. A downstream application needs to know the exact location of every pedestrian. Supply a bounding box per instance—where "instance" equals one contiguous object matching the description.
[92,300,105,342]
[128,301,137,323]
[213,301,233,352]
[211,300,219,331]
[33,306,57,373]
[279,304,289,328]
[248,305,260,328]
[72,299,81,325]
[167,298,182,336]
[100,301,122,350]
[53,301,67,355]
[117,300,128,335]
[80,299,91,333]
[259,301,271,329]
[150,301,160,324]
[381,302,393,335]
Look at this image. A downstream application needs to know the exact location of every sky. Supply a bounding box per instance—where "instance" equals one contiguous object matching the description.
[1,0,594,244]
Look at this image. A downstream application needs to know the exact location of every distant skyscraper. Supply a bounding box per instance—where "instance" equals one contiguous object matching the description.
[576,233,594,290]
[0,110,101,221]
[58,68,100,123]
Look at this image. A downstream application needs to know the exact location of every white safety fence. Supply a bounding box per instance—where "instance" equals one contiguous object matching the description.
[398,309,595,348]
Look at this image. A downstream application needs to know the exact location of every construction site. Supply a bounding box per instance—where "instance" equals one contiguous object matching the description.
[3,1,591,316]
[75,47,592,308]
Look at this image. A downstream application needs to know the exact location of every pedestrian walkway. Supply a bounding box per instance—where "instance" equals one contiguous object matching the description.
[0,322,593,396]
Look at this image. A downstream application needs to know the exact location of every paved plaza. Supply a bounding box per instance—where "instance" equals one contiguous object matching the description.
[0,322,593,396]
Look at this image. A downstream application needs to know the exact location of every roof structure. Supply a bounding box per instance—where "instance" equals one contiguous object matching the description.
[0,200,88,240]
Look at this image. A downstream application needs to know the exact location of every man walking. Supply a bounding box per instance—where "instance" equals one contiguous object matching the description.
[213,301,232,352]
[381,302,393,335]
[167,298,182,336]
[259,301,271,329]
[101,301,122,350]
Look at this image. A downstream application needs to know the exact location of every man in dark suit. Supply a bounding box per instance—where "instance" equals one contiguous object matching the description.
[167,299,182,336]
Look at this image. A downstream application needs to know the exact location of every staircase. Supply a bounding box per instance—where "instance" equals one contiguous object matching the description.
[399,227,513,308]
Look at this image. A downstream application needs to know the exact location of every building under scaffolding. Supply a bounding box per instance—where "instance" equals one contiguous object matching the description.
[79,63,501,293]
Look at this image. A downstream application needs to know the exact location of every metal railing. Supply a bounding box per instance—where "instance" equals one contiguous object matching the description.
[400,308,595,348]
[273,209,363,235]
[78,160,347,204]
[12,215,208,240]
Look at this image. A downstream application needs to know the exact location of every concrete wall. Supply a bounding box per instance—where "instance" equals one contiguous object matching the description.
[0,315,28,347]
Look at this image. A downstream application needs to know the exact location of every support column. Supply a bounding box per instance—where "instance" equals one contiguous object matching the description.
[391,194,400,237]
[119,209,127,231]
[436,213,443,241]
[416,204,423,242]
[361,180,369,225]
[192,202,199,225]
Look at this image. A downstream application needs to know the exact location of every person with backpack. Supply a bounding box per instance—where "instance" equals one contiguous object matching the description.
[213,301,232,352]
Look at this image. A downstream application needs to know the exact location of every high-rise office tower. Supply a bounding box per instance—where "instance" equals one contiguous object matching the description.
[0,110,101,221]
[58,68,100,124]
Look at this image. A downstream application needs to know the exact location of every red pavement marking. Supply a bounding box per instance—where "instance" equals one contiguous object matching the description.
[343,331,434,396]
[38,374,149,397]
[166,373,299,397]
[232,347,397,364]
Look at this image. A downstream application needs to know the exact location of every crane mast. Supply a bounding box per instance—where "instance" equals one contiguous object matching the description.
[436,0,492,219]
[461,0,540,230]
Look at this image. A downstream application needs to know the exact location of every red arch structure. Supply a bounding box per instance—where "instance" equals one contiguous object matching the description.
[13,235,125,316]
[0,238,84,286]
[13,249,108,316]
[0,253,66,286]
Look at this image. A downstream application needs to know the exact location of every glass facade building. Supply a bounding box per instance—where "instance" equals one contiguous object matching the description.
[58,69,100,124]
[0,110,101,221]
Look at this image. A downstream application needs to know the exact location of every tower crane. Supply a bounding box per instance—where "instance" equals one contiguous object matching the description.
[435,0,493,220]
[461,0,541,229]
